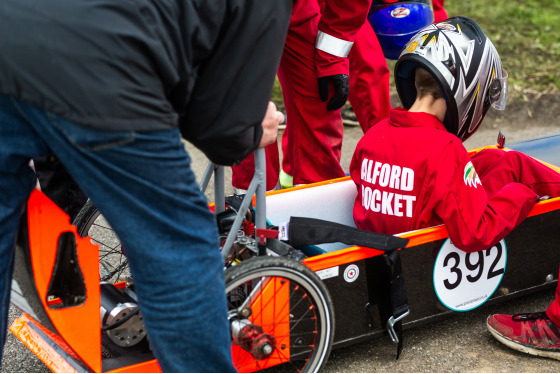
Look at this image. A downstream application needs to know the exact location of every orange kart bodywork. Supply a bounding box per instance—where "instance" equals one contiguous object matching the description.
[9,137,560,372]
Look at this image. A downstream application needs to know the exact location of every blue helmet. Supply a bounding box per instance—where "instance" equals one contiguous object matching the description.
[368,0,434,60]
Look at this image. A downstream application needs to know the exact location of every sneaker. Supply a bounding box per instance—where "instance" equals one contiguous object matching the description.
[279,169,293,189]
[487,312,560,360]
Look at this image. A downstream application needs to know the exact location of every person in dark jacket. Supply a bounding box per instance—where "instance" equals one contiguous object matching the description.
[0,0,290,371]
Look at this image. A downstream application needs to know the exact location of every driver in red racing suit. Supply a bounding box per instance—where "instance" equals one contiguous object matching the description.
[351,17,560,253]
[351,108,560,252]
[357,17,560,361]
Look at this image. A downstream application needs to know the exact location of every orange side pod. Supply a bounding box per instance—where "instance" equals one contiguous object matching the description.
[26,189,101,372]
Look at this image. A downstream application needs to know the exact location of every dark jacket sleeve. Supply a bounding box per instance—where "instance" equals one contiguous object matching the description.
[180,0,291,166]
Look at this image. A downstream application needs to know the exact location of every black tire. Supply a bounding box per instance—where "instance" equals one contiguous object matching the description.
[225,256,335,373]
[73,199,129,283]
[72,199,99,236]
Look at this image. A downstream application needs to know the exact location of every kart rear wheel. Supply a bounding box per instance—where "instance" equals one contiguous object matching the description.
[73,199,130,283]
[225,256,334,373]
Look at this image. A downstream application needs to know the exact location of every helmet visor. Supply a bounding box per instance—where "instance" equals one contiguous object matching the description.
[489,69,508,110]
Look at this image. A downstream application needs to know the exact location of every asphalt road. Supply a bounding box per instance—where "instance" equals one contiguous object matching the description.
[3,120,560,373]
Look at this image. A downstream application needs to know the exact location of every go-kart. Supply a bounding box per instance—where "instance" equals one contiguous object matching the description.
[8,133,560,372]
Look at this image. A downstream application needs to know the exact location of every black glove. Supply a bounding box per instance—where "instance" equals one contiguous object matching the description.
[318,74,350,111]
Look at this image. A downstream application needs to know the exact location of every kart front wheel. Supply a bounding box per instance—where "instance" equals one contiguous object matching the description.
[225,256,335,373]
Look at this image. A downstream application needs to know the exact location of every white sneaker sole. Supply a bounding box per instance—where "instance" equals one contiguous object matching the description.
[487,321,560,361]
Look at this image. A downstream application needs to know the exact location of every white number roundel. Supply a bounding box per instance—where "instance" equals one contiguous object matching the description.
[433,239,506,312]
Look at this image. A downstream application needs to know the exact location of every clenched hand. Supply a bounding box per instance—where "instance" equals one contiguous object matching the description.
[259,101,285,148]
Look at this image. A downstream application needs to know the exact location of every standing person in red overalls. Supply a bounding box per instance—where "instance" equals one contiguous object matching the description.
[279,0,376,186]
[280,0,437,187]
[232,0,374,192]
[232,0,371,190]
[233,0,437,191]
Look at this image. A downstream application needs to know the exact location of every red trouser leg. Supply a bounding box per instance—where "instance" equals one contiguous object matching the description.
[432,0,448,23]
[277,6,345,185]
[231,141,280,191]
[546,267,560,326]
[348,23,391,133]
[472,149,560,197]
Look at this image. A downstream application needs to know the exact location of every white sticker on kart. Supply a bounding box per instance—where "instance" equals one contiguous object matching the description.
[278,222,289,241]
[343,264,360,283]
[315,266,339,280]
[433,239,506,312]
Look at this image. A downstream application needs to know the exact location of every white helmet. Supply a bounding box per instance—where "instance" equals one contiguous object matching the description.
[395,16,508,142]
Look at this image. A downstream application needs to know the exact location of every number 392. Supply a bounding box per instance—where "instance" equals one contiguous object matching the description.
[443,241,505,290]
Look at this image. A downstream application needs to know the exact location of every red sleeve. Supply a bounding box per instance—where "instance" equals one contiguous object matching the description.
[315,0,372,77]
[431,142,537,253]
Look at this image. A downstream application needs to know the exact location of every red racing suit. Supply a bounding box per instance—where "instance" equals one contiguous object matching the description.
[432,0,448,23]
[233,0,446,190]
[350,108,560,253]
[348,22,391,133]
[279,0,387,184]
[233,0,386,189]
[548,272,560,327]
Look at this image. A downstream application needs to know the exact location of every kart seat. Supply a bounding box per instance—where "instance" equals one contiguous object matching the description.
[266,179,358,253]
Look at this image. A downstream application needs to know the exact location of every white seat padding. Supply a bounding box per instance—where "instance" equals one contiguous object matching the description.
[266,180,358,252]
